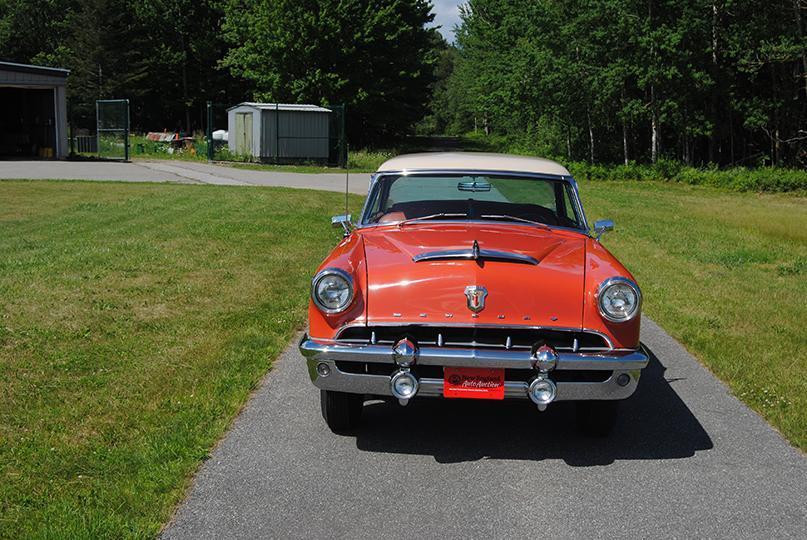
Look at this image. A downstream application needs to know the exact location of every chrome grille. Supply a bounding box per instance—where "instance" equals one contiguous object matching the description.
[335,325,611,353]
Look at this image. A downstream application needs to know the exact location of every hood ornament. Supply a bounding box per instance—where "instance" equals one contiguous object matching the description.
[464,285,488,313]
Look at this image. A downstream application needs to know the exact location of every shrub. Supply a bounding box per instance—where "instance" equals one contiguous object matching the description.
[348,150,393,171]
[566,160,805,193]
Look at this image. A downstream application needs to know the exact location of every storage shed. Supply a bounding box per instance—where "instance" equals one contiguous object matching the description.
[227,103,332,161]
[0,61,69,159]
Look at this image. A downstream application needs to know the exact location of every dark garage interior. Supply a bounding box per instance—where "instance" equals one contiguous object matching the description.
[0,87,56,158]
[0,61,69,159]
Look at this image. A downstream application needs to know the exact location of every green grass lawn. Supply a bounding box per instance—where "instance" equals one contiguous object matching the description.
[0,179,804,537]
[0,181,362,538]
[581,181,806,449]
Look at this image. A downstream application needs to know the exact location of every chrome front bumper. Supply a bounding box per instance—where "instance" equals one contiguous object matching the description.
[299,334,648,402]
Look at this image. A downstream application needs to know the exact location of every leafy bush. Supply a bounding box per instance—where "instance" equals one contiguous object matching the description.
[566,161,807,193]
[347,150,393,171]
[213,145,253,163]
[130,135,208,161]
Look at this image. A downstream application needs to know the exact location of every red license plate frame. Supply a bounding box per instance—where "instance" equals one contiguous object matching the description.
[443,367,505,400]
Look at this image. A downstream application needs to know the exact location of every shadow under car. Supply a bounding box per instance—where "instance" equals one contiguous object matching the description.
[350,344,713,466]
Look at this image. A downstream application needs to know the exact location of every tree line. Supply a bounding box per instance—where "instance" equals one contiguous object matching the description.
[0,0,437,144]
[2,1,804,166]
[429,0,807,167]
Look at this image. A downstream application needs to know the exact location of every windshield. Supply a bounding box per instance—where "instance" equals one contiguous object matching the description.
[362,174,584,229]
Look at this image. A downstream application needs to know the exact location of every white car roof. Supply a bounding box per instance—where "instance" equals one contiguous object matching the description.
[376,152,571,177]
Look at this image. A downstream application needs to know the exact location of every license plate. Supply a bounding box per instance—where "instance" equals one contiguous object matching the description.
[443,367,505,400]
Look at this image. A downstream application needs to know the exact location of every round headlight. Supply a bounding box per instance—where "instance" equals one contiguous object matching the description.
[597,277,642,322]
[312,268,354,313]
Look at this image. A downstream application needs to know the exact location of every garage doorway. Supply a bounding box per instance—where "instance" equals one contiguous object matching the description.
[0,61,69,159]
[0,87,56,158]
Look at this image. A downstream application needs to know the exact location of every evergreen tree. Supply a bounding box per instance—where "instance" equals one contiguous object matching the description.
[440,0,806,167]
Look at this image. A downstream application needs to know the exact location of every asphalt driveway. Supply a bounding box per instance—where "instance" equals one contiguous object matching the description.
[161,319,807,539]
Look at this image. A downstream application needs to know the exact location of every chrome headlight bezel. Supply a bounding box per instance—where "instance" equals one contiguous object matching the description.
[596,276,642,323]
[311,268,355,314]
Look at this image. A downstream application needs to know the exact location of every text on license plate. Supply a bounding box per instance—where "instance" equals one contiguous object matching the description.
[443,367,505,400]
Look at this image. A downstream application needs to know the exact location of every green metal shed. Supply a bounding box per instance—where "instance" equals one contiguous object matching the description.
[227,102,332,161]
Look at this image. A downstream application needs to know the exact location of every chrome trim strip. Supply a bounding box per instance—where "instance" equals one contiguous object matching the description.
[566,176,590,232]
[374,168,570,181]
[331,322,617,351]
[358,220,588,235]
[359,170,590,233]
[413,248,539,265]
[299,335,647,371]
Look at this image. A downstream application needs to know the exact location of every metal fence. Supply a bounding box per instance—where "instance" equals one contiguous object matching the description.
[96,99,130,160]
[73,135,97,153]
[70,99,130,160]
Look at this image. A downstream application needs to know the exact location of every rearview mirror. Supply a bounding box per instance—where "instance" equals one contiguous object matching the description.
[593,219,614,241]
[458,181,492,192]
[331,214,353,235]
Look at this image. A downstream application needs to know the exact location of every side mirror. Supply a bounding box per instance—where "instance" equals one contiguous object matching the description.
[593,219,614,241]
[331,214,353,236]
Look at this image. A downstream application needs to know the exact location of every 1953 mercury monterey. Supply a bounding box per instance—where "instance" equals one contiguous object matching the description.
[299,153,647,436]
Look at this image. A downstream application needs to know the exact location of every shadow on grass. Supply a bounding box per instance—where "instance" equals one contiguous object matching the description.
[352,345,713,466]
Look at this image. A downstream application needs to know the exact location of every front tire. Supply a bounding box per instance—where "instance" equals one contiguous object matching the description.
[320,390,363,433]
[575,400,618,437]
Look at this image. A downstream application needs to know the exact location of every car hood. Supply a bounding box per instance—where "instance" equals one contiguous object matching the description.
[360,223,587,328]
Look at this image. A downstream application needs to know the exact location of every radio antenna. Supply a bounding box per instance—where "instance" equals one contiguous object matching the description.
[344,142,349,219]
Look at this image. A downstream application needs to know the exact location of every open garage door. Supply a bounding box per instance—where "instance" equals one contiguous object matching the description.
[0,87,57,158]
[0,61,69,159]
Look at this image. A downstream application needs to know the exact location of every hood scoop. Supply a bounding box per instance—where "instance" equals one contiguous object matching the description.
[413,240,539,265]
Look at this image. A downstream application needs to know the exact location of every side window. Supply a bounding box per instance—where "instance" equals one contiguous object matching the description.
[560,184,580,225]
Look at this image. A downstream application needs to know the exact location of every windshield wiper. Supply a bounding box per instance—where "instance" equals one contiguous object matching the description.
[397,213,468,227]
[480,214,552,231]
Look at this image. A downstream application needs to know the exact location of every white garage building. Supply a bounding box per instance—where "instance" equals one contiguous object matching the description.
[0,61,69,159]
[227,102,331,161]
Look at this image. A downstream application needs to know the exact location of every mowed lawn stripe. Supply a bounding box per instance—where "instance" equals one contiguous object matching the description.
[0,181,362,538]
[582,181,806,449]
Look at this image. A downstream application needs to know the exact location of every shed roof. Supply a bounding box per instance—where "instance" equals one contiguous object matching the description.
[227,102,332,113]
[376,152,572,177]
[0,61,70,77]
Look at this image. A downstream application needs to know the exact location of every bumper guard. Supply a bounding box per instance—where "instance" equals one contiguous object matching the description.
[299,334,648,402]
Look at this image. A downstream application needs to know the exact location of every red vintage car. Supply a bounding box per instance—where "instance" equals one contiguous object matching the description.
[299,153,647,436]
